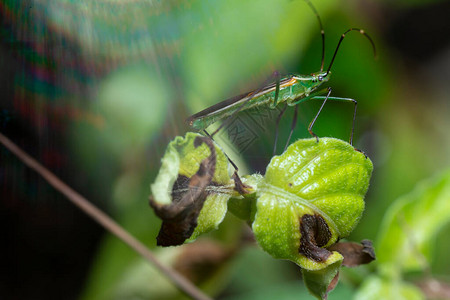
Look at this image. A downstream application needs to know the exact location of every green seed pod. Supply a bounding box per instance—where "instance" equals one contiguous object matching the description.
[252,138,373,271]
[150,132,236,246]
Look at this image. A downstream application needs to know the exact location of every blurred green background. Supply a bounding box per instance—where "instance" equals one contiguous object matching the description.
[1,0,449,299]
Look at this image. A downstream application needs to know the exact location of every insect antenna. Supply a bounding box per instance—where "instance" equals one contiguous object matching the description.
[326,28,377,75]
[302,0,326,71]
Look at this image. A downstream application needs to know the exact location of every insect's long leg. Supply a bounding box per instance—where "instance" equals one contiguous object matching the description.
[210,71,281,138]
[273,103,288,155]
[203,130,249,194]
[290,88,359,146]
[284,105,299,152]
[308,87,332,143]
[309,95,358,146]
[203,129,239,170]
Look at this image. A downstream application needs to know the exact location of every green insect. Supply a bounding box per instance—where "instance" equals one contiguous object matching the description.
[186,0,376,154]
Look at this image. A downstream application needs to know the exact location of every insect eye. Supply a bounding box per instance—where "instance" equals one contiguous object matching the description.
[318,75,323,81]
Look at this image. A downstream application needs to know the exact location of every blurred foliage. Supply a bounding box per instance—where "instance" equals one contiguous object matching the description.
[2,0,449,299]
[354,170,450,300]
[377,171,450,272]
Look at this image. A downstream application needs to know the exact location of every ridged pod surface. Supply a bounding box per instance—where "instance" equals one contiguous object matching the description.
[252,138,373,271]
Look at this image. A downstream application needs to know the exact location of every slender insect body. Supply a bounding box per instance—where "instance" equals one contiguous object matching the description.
[188,71,330,131]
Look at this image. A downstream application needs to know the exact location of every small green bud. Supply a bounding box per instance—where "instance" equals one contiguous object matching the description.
[252,138,373,271]
[227,174,262,221]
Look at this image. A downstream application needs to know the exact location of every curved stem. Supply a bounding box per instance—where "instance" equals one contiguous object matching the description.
[0,132,211,300]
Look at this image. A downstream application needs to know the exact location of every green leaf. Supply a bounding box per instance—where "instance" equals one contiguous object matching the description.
[252,138,373,271]
[376,170,450,272]
[354,275,424,300]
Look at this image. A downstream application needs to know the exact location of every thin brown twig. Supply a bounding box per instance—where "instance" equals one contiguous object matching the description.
[0,132,211,300]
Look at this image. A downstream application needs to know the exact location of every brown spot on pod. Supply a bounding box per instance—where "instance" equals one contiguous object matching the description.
[298,214,332,262]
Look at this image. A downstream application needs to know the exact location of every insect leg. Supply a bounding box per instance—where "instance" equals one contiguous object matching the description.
[309,95,358,146]
[272,71,282,108]
[308,87,332,143]
[273,103,288,155]
[286,88,361,148]
[284,105,299,151]
[203,130,249,194]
